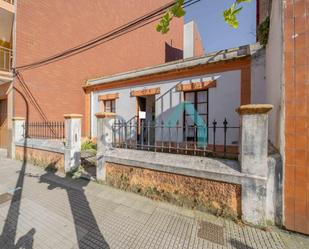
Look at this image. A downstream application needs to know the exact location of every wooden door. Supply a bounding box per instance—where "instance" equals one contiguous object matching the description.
[136,97,146,144]
[184,90,209,141]
[0,100,8,149]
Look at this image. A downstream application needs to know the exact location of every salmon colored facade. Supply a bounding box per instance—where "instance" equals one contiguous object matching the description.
[283,0,309,234]
[13,0,200,134]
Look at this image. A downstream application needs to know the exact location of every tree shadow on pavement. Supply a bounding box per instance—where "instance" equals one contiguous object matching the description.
[0,84,108,248]
[39,169,110,249]
[0,87,36,249]
[230,238,255,249]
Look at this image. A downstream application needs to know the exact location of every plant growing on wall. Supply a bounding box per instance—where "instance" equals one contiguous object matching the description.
[81,140,97,151]
[156,0,252,34]
[257,17,270,46]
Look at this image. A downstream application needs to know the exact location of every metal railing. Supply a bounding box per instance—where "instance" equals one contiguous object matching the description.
[0,46,12,72]
[112,118,240,159]
[23,121,65,140]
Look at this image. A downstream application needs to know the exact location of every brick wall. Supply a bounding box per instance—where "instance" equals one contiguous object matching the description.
[193,22,204,56]
[284,0,309,234]
[14,0,184,134]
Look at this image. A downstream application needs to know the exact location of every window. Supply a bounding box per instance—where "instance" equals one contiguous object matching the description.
[184,90,209,141]
[98,93,119,113]
[104,99,116,113]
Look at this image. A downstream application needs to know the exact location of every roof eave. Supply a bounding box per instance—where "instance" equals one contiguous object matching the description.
[84,43,262,90]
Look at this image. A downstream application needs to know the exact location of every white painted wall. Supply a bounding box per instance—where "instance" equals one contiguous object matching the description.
[183,21,194,59]
[265,0,283,150]
[92,71,241,146]
[251,49,266,104]
[208,71,241,146]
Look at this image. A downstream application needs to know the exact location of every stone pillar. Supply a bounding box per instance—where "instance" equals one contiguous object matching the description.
[236,104,273,226]
[10,117,26,159]
[64,114,82,173]
[96,112,115,182]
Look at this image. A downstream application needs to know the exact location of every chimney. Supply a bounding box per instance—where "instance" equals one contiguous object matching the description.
[183,21,195,59]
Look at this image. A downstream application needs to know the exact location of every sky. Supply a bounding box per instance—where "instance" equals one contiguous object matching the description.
[184,0,256,53]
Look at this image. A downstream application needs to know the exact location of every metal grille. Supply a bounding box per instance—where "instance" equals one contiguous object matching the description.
[197,221,225,245]
[112,118,239,159]
[23,121,65,140]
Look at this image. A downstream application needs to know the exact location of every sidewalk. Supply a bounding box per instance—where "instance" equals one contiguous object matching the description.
[0,153,307,248]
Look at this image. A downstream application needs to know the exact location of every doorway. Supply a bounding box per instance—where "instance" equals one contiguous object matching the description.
[0,99,8,149]
[136,95,156,146]
[183,90,209,142]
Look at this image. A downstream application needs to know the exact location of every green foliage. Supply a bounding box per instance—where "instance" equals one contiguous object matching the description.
[157,0,251,34]
[81,140,97,151]
[258,17,270,46]
[223,0,251,28]
[156,0,186,34]
[67,166,85,179]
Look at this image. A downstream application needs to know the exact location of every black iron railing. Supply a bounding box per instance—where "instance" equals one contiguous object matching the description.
[23,121,65,140]
[112,118,240,159]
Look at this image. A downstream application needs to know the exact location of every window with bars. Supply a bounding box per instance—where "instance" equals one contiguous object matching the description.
[184,90,209,141]
[103,99,116,113]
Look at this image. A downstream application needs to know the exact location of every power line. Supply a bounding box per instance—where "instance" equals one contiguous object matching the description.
[15,0,200,71]
[15,71,49,122]
[13,0,200,122]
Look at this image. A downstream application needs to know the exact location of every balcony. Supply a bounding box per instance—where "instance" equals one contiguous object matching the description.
[0,0,14,12]
[0,46,12,83]
[0,46,12,72]
[3,0,14,4]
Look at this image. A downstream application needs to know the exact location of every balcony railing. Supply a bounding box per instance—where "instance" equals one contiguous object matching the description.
[0,46,12,72]
[3,0,14,5]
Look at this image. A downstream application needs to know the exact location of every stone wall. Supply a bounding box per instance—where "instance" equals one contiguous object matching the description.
[15,146,64,171]
[105,162,241,219]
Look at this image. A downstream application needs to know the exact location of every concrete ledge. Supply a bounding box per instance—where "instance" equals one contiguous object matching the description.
[236,104,273,115]
[15,139,65,154]
[104,148,266,185]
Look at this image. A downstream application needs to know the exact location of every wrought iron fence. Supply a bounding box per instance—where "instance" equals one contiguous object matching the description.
[23,121,65,140]
[0,46,12,72]
[112,118,240,159]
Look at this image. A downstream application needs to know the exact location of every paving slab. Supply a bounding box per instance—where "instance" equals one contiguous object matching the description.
[0,154,307,248]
